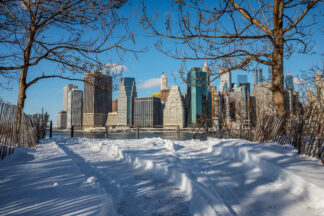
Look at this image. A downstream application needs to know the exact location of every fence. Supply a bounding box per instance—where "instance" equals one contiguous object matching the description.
[202,106,324,163]
[0,102,49,159]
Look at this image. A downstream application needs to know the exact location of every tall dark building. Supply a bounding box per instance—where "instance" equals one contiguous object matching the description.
[117,77,137,126]
[186,67,208,127]
[83,71,112,128]
[253,68,263,86]
[67,89,83,129]
[134,97,161,127]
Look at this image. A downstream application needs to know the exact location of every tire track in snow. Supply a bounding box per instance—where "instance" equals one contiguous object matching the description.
[56,139,189,216]
[163,140,232,216]
[55,140,125,216]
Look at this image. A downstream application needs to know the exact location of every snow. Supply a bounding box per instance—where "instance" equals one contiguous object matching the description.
[1,137,323,216]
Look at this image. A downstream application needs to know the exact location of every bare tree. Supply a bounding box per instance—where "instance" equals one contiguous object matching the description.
[0,0,135,133]
[140,0,322,115]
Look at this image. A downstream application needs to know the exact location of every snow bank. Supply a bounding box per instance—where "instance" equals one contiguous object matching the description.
[2,137,323,216]
[208,138,324,210]
[83,138,193,201]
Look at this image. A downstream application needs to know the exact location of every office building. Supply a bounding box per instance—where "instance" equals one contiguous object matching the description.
[134,97,161,127]
[112,99,118,112]
[186,67,208,127]
[163,86,186,128]
[315,72,324,106]
[67,89,83,129]
[252,81,274,118]
[202,61,211,85]
[239,83,251,94]
[210,86,223,128]
[57,111,67,129]
[83,71,112,128]
[284,89,294,114]
[106,112,117,127]
[160,89,170,104]
[117,77,137,126]
[268,66,272,81]
[229,90,249,123]
[220,69,231,92]
[161,73,168,90]
[307,72,324,111]
[285,73,294,90]
[253,68,263,86]
[237,74,248,84]
[63,84,78,111]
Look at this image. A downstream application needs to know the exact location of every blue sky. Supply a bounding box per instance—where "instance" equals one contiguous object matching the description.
[1,1,323,126]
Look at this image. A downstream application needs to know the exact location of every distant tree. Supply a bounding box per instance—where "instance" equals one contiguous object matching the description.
[0,0,134,133]
[140,0,322,115]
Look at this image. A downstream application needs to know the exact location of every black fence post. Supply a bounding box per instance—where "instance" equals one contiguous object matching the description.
[105,126,109,138]
[49,120,52,138]
[136,127,139,139]
[71,125,74,138]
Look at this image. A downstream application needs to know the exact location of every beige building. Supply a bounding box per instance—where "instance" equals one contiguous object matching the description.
[106,112,117,128]
[307,72,324,111]
[163,86,186,128]
[252,81,274,117]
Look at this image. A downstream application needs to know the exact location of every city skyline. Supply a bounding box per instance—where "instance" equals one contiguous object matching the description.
[0,1,323,127]
[55,63,314,129]
[48,63,322,127]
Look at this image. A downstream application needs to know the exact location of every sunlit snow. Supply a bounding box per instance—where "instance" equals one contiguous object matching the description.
[1,137,323,216]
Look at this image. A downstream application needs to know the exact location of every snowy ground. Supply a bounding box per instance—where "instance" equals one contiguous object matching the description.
[0,137,323,216]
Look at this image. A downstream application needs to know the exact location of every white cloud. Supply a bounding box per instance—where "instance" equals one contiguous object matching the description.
[293,77,307,85]
[104,64,127,75]
[138,78,160,89]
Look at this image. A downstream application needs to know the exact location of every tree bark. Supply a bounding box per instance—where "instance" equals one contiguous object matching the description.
[16,31,35,137]
[272,0,285,115]
[272,40,285,115]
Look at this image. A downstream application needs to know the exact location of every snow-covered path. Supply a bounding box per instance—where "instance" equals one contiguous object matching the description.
[1,137,323,216]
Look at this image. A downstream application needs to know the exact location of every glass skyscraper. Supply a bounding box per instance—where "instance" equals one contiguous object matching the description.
[253,68,263,86]
[237,74,248,84]
[186,67,208,127]
[117,77,137,126]
[285,73,294,90]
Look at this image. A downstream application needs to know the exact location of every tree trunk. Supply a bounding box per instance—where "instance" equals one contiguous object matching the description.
[272,45,285,115]
[272,0,285,116]
[16,73,27,137]
[15,31,34,138]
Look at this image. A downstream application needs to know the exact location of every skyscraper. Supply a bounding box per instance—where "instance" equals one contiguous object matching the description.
[315,72,324,105]
[186,67,208,127]
[268,66,272,81]
[285,73,294,90]
[253,68,263,86]
[220,69,231,92]
[163,86,185,128]
[134,97,161,127]
[63,84,77,111]
[117,77,137,126]
[252,81,274,118]
[161,73,168,90]
[83,71,112,128]
[202,61,211,85]
[210,86,223,128]
[237,74,248,84]
[67,89,83,129]
[57,111,67,129]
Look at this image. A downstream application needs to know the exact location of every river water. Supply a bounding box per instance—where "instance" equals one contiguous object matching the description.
[51,130,208,141]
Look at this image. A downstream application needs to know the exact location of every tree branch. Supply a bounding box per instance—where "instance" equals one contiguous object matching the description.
[283,0,320,33]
